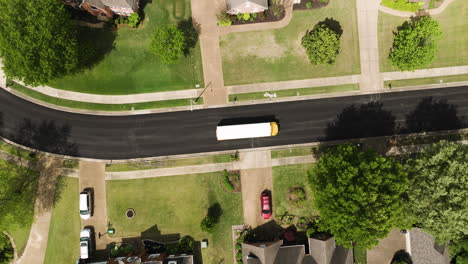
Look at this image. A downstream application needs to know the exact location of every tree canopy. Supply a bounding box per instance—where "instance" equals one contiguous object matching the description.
[308,144,408,248]
[0,0,79,85]
[301,21,341,65]
[389,16,441,71]
[0,234,13,264]
[149,24,186,64]
[404,141,468,243]
[0,160,39,233]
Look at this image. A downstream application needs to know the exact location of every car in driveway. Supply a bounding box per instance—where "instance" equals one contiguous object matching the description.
[80,228,93,260]
[261,191,272,219]
[79,189,92,220]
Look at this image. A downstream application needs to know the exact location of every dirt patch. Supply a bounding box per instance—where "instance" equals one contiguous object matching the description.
[223,33,286,59]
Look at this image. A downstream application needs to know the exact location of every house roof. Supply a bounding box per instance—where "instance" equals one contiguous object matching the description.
[274,246,305,264]
[101,0,136,9]
[86,0,106,9]
[410,228,450,264]
[242,241,283,264]
[226,0,268,10]
[308,237,335,264]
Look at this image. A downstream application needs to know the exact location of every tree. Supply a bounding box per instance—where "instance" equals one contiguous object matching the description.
[149,24,186,64]
[308,144,408,248]
[389,16,441,71]
[404,141,468,243]
[0,0,79,85]
[0,161,39,234]
[0,234,13,264]
[301,22,341,65]
[128,13,141,28]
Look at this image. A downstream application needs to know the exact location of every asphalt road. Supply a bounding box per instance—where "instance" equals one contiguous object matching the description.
[0,86,467,160]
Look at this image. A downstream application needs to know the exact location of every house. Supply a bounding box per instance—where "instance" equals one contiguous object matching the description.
[241,236,353,264]
[226,0,269,15]
[63,0,139,19]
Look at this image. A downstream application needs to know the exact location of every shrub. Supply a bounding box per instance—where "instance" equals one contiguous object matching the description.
[320,0,328,3]
[149,24,186,64]
[128,13,141,28]
[243,12,251,21]
[217,11,232,26]
[389,16,441,71]
[306,226,317,237]
[301,21,341,65]
[200,216,215,233]
[235,244,242,250]
[306,1,312,8]
[287,187,306,206]
[0,234,13,264]
[222,170,235,191]
[269,0,284,18]
[236,13,243,20]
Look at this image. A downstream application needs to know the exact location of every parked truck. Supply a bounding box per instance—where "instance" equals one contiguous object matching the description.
[216,122,279,141]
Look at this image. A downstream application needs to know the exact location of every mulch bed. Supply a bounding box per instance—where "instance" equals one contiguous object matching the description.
[293,0,329,10]
[230,8,286,26]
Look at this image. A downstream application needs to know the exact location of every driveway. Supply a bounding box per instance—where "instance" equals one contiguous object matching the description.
[367,228,407,264]
[79,161,109,260]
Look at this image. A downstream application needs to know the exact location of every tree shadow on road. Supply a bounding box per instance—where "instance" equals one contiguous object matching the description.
[324,102,396,141]
[11,119,78,156]
[402,97,465,134]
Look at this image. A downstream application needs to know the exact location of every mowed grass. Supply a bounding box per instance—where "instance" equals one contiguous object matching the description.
[7,225,31,256]
[44,177,80,264]
[385,74,468,88]
[10,81,200,111]
[229,84,359,102]
[272,164,318,217]
[271,147,316,158]
[379,0,468,72]
[0,141,39,162]
[49,0,204,94]
[381,0,421,12]
[106,172,243,264]
[220,0,360,85]
[106,154,233,172]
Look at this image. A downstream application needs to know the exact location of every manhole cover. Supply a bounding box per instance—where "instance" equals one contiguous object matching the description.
[126,208,135,219]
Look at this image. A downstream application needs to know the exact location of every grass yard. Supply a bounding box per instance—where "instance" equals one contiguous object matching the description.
[381,0,421,12]
[44,177,80,264]
[272,164,318,217]
[106,154,234,172]
[353,246,368,264]
[229,84,359,102]
[220,0,360,85]
[378,0,468,72]
[271,147,316,158]
[6,225,31,256]
[10,81,201,111]
[49,0,204,94]
[106,172,243,264]
[385,74,468,88]
[0,141,39,162]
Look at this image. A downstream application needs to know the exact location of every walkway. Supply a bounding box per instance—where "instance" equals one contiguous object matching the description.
[16,157,62,264]
[382,65,468,81]
[356,0,382,91]
[379,0,458,17]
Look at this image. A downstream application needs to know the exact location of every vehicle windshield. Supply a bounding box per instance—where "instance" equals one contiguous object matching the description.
[80,210,88,214]
[262,210,270,214]
[80,237,89,242]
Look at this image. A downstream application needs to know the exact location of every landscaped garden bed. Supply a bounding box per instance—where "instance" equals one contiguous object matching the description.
[293,0,329,10]
[221,170,241,192]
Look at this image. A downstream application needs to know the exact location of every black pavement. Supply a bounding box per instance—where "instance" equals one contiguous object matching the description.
[0,86,467,160]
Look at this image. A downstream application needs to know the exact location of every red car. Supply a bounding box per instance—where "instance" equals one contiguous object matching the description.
[261,191,272,219]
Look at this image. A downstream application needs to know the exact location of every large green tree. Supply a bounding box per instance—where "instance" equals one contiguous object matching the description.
[0,234,13,264]
[0,161,39,233]
[301,22,341,65]
[404,141,468,243]
[389,16,441,71]
[149,24,186,64]
[0,0,79,85]
[308,144,408,248]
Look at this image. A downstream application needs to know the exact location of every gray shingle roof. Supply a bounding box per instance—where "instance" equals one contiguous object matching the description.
[410,228,450,264]
[226,0,268,10]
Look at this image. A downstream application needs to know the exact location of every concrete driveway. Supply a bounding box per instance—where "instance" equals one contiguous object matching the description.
[367,228,407,264]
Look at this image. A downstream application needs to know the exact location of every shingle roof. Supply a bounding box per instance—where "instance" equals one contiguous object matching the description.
[99,0,136,9]
[226,0,268,10]
[410,228,450,264]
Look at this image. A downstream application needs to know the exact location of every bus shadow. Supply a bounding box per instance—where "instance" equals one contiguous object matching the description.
[218,115,278,126]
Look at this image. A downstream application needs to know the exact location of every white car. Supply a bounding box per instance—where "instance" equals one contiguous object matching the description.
[80,228,92,260]
[79,190,92,220]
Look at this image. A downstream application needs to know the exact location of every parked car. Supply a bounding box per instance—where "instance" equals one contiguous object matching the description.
[261,191,272,219]
[80,228,93,260]
[79,189,92,220]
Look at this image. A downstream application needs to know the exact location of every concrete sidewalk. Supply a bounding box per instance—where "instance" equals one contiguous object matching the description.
[382,66,468,81]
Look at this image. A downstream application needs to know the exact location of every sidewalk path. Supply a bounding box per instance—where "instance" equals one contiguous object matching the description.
[16,157,62,264]
[379,0,458,17]
[227,75,360,94]
[382,65,468,81]
[191,0,228,105]
[357,0,382,91]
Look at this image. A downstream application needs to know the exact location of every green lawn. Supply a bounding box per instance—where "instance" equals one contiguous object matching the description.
[381,0,421,12]
[6,225,31,256]
[0,141,39,162]
[229,84,359,102]
[10,81,201,111]
[272,164,318,217]
[106,172,243,264]
[353,246,368,264]
[106,154,233,172]
[271,147,316,158]
[220,0,360,85]
[385,74,468,88]
[48,0,204,94]
[44,177,80,264]
[379,0,468,72]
